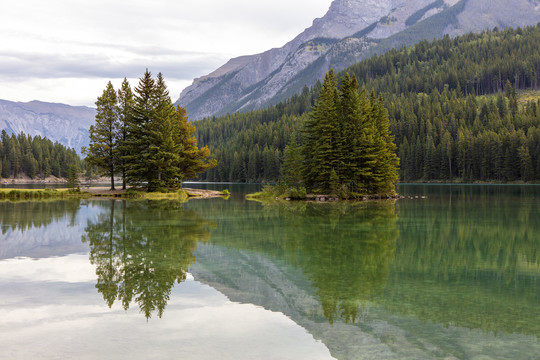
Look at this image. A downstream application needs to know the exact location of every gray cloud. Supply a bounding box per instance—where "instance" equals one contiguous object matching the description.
[0,49,225,81]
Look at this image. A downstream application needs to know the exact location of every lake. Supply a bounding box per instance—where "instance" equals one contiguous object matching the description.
[1,184,539,359]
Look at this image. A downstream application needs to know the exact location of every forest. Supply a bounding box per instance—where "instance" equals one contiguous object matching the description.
[194,24,540,183]
[0,130,81,180]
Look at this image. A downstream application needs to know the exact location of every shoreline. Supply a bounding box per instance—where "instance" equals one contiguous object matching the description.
[0,186,228,200]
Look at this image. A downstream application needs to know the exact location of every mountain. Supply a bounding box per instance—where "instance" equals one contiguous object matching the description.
[0,99,95,153]
[176,0,540,120]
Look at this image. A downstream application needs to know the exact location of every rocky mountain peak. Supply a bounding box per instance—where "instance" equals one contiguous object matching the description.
[302,0,396,40]
[176,0,540,120]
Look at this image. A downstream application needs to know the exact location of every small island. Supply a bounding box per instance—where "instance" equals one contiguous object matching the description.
[248,70,400,201]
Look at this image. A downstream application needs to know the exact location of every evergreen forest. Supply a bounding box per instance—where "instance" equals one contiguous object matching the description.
[194,24,540,183]
[0,130,82,180]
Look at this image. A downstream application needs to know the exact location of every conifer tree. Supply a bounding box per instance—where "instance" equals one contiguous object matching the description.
[117,78,134,190]
[145,73,181,191]
[124,70,156,188]
[85,81,119,190]
[67,164,80,190]
[302,69,340,192]
[370,94,399,194]
[281,132,303,187]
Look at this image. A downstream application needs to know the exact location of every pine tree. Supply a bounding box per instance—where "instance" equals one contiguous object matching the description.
[117,78,134,190]
[124,69,156,188]
[370,94,399,194]
[281,132,303,187]
[302,69,340,193]
[145,73,181,191]
[85,81,119,190]
[300,70,400,196]
[67,164,80,190]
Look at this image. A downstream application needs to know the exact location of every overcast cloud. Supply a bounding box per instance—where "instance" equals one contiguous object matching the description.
[0,0,331,107]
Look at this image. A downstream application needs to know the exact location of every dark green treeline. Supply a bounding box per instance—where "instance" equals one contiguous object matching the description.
[194,24,540,183]
[0,130,81,180]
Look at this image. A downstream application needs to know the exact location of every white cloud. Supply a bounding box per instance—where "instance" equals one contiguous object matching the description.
[0,0,332,106]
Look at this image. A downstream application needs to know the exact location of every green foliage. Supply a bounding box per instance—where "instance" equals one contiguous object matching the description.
[66,164,80,190]
[194,24,540,184]
[301,71,399,195]
[302,69,341,192]
[281,132,303,187]
[117,77,135,190]
[87,71,216,192]
[85,81,119,190]
[0,129,82,180]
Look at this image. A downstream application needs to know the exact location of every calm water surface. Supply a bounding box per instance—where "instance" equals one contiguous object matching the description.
[1,184,539,359]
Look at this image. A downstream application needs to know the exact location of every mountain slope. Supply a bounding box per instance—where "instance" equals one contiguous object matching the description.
[176,0,540,120]
[0,99,95,153]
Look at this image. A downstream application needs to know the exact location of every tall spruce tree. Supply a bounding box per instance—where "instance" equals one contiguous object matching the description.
[302,69,340,193]
[117,78,134,190]
[281,131,303,187]
[123,70,156,188]
[85,81,119,190]
[145,73,181,191]
[370,93,399,194]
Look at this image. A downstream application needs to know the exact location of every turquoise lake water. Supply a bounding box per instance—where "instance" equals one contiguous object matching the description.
[1,184,539,359]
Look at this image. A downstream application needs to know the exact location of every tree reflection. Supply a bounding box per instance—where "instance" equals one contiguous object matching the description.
[0,199,81,233]
[382,193,540,336]
[202,199,399,325]
[82,200,215,319]
[276,202,399,324]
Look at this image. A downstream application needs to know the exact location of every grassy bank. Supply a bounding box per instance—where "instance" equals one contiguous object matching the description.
[0,188,91,201]
[0,187,229,201]
[246,185,401,202]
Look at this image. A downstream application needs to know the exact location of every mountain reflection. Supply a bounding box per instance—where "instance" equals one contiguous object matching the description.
[275,202,399,325]
[82,200,215,319]
[193,200,400,325]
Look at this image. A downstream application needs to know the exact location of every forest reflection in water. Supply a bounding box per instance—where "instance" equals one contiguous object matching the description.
[81,199,216,319]
[78,198,399,322]
[2,184,540,341]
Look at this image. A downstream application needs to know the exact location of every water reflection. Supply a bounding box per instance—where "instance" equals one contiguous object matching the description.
[388,190,540,338]
[0,200,81,233]
[185,190,540,356]
[271,201,398,325]
[186,200,399,325]
[82,200,215,319]
[2,185,540,359]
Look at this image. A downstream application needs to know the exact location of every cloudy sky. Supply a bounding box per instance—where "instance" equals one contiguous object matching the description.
[0,0,332,107]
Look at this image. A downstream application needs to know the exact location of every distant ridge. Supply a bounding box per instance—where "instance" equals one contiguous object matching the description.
[175,0,540,120]
[0,99,95,153]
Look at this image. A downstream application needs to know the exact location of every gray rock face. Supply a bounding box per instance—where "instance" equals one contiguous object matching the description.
[176,0,540,120]
[0,99,95,153]
[445,0,540,36]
